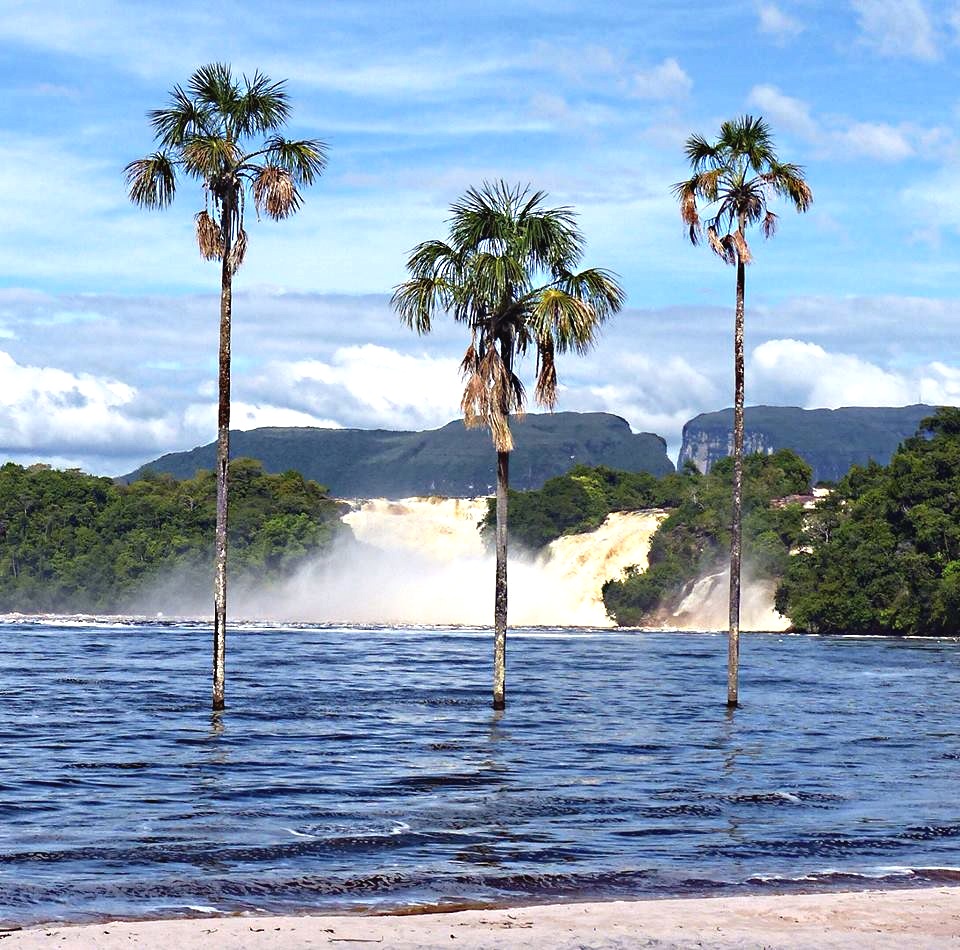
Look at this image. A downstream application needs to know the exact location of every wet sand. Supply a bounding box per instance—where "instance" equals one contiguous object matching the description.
[5,886,960,948]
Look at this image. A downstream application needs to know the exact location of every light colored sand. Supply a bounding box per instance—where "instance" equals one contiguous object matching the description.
[4,887,960,949]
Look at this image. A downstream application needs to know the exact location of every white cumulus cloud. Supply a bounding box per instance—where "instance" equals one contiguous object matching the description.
[757,3,804,41]
[631,58,692,99]
[748,338,959,409]
[0,350,176,456]
[747,84,819,140]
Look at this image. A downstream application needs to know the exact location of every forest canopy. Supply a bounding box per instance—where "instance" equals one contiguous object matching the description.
[776,408,960,636]
[0,459,345,613]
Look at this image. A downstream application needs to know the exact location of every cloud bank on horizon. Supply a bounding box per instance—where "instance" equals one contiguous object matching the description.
[1,0,959,475]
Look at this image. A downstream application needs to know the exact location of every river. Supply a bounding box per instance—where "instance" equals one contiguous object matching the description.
[0,619,958,924]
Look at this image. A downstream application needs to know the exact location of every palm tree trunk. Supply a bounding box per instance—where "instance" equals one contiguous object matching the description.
[493,447,509,710]
[727,258,745,708]
[212,195,233,712]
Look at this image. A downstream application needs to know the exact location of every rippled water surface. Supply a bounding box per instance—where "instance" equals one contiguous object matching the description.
[1,619,959,924]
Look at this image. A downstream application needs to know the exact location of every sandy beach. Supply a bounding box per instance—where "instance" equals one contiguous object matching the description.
[4,887,960,949]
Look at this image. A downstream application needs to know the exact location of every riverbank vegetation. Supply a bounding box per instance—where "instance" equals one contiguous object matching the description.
[601,451,811,626]
[480,464,691,550]
[0,459,344,613]
[776,408,960,635]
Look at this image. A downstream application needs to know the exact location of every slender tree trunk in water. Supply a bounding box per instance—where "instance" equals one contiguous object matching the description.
[212,194,233,712]
[493,447,509,710]
[727,258,745,708]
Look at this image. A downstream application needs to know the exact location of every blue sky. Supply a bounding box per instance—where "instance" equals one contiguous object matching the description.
[2,0,960,474]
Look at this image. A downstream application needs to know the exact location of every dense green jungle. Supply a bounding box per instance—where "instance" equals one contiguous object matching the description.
[0,459,345,613]
[776,408,960,636]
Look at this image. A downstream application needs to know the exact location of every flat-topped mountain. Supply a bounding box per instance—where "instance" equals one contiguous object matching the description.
[679,404,935,483]
[125,412,674,497]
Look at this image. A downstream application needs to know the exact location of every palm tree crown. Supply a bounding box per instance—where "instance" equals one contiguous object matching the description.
[673,114,812,264]
[125,62,327,268]
[392,180,624,451]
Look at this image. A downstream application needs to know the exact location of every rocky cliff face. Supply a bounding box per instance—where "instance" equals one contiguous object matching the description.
[678,404,934,483]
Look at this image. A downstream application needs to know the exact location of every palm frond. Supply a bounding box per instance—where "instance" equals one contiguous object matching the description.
[259,135,328,185]
[182,136,240,178]
[228,227,248,273]
[149,85,214,147]
[673,178,702,244]
[391,276,453,334]
[235,71,291,136]
[706,224,725,259]
[762,210,778,239]
[406,239,461,280]
[732,230,752,264]
[763,161,813,212]
[187,63,239,118]
[195,210,223,260]
[719,115,776,172]
[124,152,177,208]
[252,165,300,219]
[684,133,720,170]
[534,335,558,410]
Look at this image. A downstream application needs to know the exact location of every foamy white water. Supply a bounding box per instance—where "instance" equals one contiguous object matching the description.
[669,569,791,632]
[233,498,668,626]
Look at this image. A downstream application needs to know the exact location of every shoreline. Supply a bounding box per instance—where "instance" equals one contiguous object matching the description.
[5,887,960,948]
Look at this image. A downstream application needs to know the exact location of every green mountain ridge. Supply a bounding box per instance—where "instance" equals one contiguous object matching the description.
[124,412,675,497]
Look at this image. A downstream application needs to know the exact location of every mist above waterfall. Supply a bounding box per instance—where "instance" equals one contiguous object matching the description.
[225,498,667,626]
[664,568,790,632]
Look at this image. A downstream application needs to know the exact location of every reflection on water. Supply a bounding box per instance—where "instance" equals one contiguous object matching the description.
[0,619,959,925]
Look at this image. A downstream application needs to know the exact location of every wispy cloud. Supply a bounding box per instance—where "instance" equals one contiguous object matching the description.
[747,84,927,161]
[851,0,939,61]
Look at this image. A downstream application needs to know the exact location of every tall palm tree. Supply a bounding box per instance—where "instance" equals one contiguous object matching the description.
[393,181,624,709]
[125,63,327,710]
[674,115,811,707]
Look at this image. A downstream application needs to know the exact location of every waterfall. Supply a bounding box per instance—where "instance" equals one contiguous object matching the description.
[225,497,788,629]
[231,498,667,626]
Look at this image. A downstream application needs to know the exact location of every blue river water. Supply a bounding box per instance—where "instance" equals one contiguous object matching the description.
[0,619,958,925]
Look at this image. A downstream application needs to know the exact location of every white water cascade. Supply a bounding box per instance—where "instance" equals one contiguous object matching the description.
[227,496,790,629]
[233,498,668,626]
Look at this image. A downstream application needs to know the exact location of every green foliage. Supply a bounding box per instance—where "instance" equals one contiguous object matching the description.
[602,450,811,626]
[480,464,682,550]
[777,408,960,635]
[0,460,344,613]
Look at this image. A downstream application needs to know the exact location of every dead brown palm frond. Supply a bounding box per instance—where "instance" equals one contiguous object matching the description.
[461,369,486,429]
[489,411,514,452]
[459,345,520,452]
[707,225,725,259]
[720,234,738,266]
[459,333,478,376]
[534,337,558,409]
[195,210,223,260]
[762,210,778,239]
[678,188,700,244]
[253,165,299,219]
[732,231,752,264]
[229,227,248,273]
[485,346,511,417]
